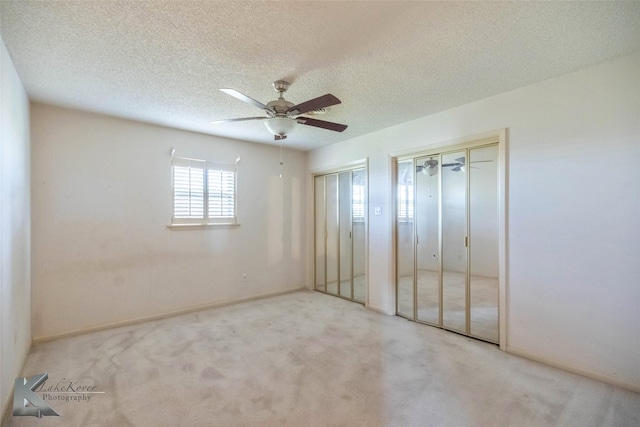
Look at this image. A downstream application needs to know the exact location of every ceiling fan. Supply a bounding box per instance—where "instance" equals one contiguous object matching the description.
[417,157,493,176]
[211,80,348,140]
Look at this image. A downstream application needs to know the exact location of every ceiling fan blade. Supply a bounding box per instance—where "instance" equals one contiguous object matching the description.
[287,94,341,116]
[296,117,348,132]
[469,160,494,163]
[220,88,274,113]
[210,116,267,125]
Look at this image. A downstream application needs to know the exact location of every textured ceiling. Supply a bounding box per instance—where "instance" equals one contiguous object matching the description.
[1,1,640,151]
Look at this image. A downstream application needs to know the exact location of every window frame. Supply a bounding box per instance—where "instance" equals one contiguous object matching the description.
[171,156,238,227]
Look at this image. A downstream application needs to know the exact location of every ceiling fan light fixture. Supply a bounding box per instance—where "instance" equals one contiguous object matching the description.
[422,158,438,176]
[264,117,296,137]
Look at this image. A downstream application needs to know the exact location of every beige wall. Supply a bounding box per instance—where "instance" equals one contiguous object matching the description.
[0,37,31,418]
[307,52,640,390]
[31,104,307,339]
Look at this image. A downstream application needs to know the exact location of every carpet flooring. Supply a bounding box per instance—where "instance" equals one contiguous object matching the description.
[4,291,639,426]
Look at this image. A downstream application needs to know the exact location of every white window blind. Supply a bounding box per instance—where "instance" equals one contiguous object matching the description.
[172,156,237,225]
[352,184,365,220]
[208,168,235,218]
[173,165,205,219]
[397,184,414,221]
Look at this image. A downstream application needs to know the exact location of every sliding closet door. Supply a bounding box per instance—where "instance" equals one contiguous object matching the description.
[314,176,326,292]
[396,144,499,343]
[325,174,339,295]
[339,172,353,298]
[352,169,366,303]
[314,167,367,304]
[441,151,468,334]
[415,156,440,324]
[469,145,499,342]
[396,160,415,318]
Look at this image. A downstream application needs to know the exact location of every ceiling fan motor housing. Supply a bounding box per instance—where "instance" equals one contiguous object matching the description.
[266,81,296,137]
[267,98,294,116]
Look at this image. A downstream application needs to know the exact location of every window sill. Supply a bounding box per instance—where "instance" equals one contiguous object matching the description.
[167,223,240,230]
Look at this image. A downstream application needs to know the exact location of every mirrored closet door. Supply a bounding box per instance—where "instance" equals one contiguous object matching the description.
[314,167,367,304]
[396,143,499,343]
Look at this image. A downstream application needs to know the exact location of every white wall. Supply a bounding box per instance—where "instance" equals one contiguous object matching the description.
[0,37,31,419]
[31,104,307,339]
[307,52,640,390]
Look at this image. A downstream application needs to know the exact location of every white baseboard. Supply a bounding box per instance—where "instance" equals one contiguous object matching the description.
[506,345,640,394]
[32,286,306,344]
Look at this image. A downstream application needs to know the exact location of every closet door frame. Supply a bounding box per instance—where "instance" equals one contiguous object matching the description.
[313,160,369,306]
[392,130,507,349]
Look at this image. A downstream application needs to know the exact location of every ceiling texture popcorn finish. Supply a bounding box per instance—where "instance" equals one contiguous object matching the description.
[1,1,639,151]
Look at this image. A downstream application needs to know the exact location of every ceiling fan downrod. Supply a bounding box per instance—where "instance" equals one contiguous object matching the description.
[272,80,290,97]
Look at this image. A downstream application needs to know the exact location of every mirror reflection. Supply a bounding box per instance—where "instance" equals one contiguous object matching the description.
[314,167,367,305]
[314,176,326,292]
[469,145,499,342]
[325,174,339,295]
[339,172,352,298]
[396,160,415,318]
[415,156,440,324]
[396,143,499,344]
[441,151,468,334]
[352,169,366,303]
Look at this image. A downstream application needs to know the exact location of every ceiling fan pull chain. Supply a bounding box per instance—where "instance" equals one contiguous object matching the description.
[279,143,284,178]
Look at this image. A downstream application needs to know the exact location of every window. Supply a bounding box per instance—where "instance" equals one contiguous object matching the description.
[397,183,414,221]
[352,184,365,220]
[351,168,366,222]
[397,160,414,222]
[207,169,235,219]
[172,157,237,225]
